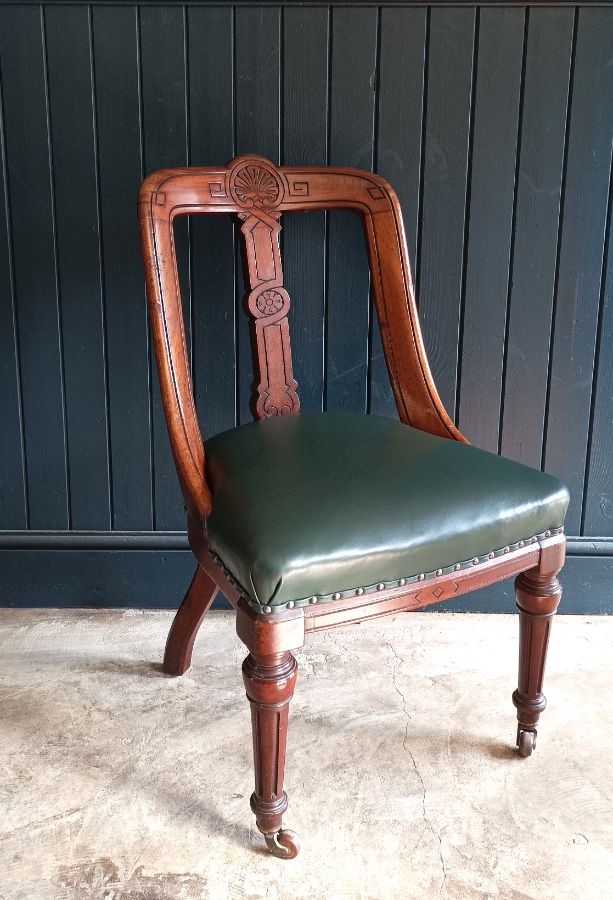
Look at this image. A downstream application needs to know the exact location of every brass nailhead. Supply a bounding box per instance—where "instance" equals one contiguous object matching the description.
[398,578,406,586]
[545,530,551,538]
[436,569,443,577]
[377,583,385,591]
[418,574,425,581]
[356,587,364,596]
[518,541,524,548]
[472,558,479,566]
[309,596,318,604]
[454,564,461,571]
[503,546,510,554]
[488,552,495,559]
[531,536,538,543]
[287,601,295,609]
[263,606,272,614]
[333,592,341,601]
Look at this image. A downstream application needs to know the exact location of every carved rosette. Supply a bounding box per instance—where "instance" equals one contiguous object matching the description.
[257,289,284,316]
[230,161,284,210]
[248,287,289,322]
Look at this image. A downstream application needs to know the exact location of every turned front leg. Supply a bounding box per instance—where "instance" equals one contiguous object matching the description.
[512,566,562,756]
[242,651,300,858]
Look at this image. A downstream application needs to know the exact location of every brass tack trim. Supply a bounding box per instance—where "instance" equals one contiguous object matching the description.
[212,526,565,615]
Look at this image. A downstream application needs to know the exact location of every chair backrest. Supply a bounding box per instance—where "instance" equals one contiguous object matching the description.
[138,155,465,521]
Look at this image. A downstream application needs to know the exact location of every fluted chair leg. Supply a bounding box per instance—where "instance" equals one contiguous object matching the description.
[512,567,562,756]
[242,651,300,859]
[163,564,219,676]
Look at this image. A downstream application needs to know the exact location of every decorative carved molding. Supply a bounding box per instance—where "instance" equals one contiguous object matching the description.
[209,180,227,198]
[256,289,285,317]
[238,200,299,418]
[231,162,283,209]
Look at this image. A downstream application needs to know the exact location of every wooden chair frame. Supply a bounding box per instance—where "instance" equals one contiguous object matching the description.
[139,155,565,859]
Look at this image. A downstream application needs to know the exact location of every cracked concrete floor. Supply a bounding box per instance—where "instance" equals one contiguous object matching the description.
[1,610,612,900]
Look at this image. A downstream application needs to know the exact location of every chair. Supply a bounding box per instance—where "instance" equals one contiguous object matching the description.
[138,156,569,859]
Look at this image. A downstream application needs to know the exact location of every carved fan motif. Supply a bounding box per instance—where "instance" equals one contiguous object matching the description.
[233,165,280,207]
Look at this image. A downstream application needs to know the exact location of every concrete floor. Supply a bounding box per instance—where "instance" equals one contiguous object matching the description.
[0,610,612,900]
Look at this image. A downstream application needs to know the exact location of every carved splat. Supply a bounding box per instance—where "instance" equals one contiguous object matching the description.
[230,160,299,419]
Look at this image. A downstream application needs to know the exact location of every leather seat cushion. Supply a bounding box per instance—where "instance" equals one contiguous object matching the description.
[204,413,569,614]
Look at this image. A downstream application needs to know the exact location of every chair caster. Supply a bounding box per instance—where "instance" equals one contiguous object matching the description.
[263,828,301,859]
[517,727,537,757]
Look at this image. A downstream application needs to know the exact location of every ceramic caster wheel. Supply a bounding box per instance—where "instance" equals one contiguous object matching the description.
[264,829,301,859]
[518,729,536,757]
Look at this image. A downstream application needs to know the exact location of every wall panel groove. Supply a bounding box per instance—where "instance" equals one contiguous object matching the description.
[0,47,28,529]
[1,3,612,609]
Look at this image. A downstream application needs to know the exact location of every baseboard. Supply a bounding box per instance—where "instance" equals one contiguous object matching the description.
[0,533,611,613]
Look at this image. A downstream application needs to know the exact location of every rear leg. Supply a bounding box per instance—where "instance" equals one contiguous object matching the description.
[163,564,219,675]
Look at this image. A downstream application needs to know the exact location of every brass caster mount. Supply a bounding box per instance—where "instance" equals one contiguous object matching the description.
[261,827,301,859]
[517,725,537,757]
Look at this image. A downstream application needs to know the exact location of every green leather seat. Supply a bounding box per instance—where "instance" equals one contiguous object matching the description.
[204,413,569,615]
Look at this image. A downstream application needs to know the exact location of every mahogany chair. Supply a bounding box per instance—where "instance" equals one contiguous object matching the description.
[138,156,569,859]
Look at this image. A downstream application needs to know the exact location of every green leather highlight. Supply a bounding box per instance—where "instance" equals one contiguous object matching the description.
[204,413,569,611]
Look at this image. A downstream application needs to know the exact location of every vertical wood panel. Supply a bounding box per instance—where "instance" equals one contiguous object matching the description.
[0,5,68,529]
[140,5,189,529]
[45,5,111,530]
[283,7,328,412]
[418,7,475,418]
[583,156,613,537]
[235,7,281,423]
[326,6,377,414]
[376,8,426,278]
[500,8,574,468]
[458,7,524,453]
[543,8,613,532]
[92,5,152,530]
[0,60,27,528]
[372,6,427,418]
[188,6,236,437]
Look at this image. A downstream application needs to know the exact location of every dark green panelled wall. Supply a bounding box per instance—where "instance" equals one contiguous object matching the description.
[1,2,612,611]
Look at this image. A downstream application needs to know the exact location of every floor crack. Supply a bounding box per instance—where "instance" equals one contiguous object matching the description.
[387,642,447,897]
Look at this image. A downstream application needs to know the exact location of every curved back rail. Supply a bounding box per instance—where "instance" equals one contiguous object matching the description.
[138,155,465,522]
